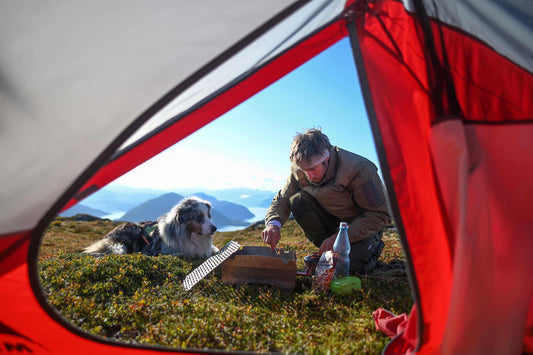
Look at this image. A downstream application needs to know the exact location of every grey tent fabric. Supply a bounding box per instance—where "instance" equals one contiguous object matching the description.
[0,0,345,234]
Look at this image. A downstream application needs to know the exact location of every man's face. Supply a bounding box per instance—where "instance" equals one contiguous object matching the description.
[299,153,330,184]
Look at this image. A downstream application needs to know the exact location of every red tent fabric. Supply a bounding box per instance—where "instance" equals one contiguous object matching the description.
[350,0,533,353]
[1,0,532,354]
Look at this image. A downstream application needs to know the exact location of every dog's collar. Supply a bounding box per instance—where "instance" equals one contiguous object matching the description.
[141,225,156,246]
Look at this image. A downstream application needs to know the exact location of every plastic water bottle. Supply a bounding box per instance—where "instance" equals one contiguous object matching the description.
[333,222,350,278]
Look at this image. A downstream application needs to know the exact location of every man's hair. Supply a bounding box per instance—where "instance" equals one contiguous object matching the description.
[289,128,332,163]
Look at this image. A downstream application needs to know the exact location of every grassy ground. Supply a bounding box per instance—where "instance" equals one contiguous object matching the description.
[39,217,412,354]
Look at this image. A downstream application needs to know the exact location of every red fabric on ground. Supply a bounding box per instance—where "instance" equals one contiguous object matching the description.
[373,308,408,338]
[374,306,418,355]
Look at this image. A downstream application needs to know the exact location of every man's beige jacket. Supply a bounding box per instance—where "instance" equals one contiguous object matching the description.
[265,147,391,243]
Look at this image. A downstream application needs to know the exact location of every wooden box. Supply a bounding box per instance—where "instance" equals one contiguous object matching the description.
[222,246,296,289]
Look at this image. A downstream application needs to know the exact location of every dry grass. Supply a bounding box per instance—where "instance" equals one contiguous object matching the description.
[39,217,412,354]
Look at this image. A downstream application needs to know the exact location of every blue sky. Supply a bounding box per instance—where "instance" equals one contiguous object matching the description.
[112,37,379,192]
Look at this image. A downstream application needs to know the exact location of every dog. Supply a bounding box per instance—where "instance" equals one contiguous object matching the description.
[84,197,219,258]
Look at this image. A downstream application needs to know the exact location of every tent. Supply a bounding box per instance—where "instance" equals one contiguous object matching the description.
[1,0,532,354]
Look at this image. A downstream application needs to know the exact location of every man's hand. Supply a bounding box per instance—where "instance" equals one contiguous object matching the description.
[318,233,337,255]
[261,224,281,251]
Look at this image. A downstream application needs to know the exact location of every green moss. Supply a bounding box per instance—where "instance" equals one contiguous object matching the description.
[39,219,411,354]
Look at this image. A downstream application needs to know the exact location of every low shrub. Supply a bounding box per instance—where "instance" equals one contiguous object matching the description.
[39,219,412,354]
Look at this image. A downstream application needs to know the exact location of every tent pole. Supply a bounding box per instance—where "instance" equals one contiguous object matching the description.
[344,11,423,351]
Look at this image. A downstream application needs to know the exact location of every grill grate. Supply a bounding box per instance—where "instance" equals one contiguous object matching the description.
[183,240,241,291]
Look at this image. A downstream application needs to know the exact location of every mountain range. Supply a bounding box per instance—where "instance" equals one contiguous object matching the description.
[119,192,254,227]
[59,185,276,228]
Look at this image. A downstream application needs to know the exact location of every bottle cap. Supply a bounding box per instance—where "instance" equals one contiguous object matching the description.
[339,222,349,229]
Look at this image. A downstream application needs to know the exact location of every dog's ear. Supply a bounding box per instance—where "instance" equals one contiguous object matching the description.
[176,205,193,225]
[204,203,212,218]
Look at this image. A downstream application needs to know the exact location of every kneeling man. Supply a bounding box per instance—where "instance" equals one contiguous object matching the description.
[262,128,391,274]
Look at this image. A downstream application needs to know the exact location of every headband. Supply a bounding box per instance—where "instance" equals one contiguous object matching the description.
[296,149,330,170]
